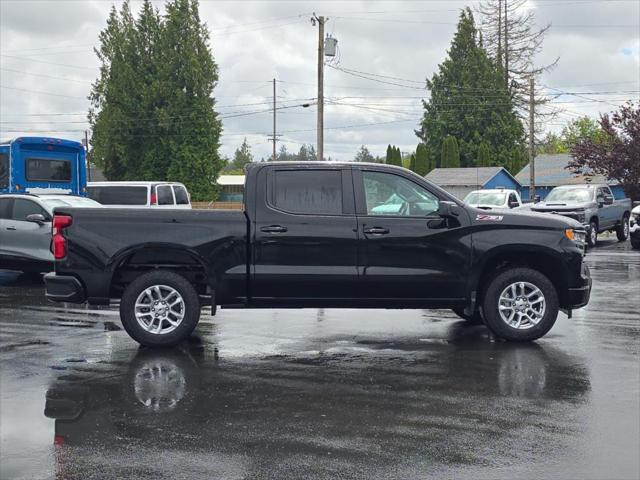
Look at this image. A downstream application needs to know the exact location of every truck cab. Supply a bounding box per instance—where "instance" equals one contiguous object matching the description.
[463,188,522,210]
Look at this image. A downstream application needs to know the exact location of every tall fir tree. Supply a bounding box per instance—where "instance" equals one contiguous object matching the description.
[385,144,392,164]
[477,141,491,166]
[441,136,461,168]
[89,0,223,200]
[409,153,417,172]
[417,8,525,170]
[415,144,429,176]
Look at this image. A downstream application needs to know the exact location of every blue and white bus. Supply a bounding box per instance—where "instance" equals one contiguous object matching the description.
[0,137,87,196]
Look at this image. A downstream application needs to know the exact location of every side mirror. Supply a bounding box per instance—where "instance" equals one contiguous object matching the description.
[534,195,541,203]
[438,200,459,218]
[26,213,48,226]
[604,195,614,205]
[508,201,519,209]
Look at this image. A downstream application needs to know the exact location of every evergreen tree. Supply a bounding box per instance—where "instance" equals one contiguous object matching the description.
[277,144,292,161]
[415,144,429,176]
[393,146,403,166]
[477,141,491,166]
[355,145,375,163]
[385,144,392,164]
[230,137,253,169]
[409,153,417,172]
[89,0,223,200]
[417,9,524,170]
[441,136,460,168]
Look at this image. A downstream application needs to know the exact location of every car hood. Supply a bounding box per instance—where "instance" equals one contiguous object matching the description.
[530,200,593,211]
[470,206,583,230]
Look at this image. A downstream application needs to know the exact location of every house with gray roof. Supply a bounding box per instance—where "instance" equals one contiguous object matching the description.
[515,153,624,200]
[425,166,521,200]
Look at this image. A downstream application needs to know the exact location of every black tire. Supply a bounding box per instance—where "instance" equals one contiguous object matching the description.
[587,220,598,248]
[452,308,484,325]
[120,270,201,347]
[631,237,640,250]
[616,214,630,242]
[482,268,559,342]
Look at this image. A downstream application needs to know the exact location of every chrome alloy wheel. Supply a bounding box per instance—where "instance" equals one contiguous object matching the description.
[498,281,546,330]
[134,285,185,335]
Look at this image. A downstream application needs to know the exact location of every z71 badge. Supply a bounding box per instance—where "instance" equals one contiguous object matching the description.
[476,214,504,221]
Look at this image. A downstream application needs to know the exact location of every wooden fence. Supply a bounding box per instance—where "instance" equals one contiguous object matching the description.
[192,201,243,210]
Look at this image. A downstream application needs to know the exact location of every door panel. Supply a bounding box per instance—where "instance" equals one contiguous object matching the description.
[252,167,358,300]
[4,199,52,262]
[355,168,471,301]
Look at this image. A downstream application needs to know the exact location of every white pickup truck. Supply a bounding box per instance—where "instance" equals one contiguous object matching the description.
[463,188,523,210]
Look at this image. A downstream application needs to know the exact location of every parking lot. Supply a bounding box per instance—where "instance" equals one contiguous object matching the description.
[0,237,638,480]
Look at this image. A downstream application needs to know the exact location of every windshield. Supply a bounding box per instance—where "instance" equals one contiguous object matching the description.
[545,188,592,203]
[464,192,507,206]
[41,197,102,208]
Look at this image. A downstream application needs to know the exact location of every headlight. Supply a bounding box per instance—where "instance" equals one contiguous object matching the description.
[565,228,586,245]
[631,214,639,227]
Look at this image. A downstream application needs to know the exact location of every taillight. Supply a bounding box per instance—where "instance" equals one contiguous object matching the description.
[51,215,73,260]
[150,193,157,205]
[54,434,65,446]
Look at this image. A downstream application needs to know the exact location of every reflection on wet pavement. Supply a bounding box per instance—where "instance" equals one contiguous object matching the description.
[0,244,638,479]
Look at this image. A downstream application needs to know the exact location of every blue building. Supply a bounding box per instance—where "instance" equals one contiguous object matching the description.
[425,167,521,200]
[516,153,626,200]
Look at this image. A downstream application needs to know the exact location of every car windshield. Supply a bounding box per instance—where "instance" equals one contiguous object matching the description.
[545,188,592,203]
[41,197,102,208]
[464,192,507,206]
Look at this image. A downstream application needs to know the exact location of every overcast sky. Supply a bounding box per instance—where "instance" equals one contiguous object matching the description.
[1,0,638,162]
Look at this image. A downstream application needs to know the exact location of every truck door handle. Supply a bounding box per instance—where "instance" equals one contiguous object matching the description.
[260,225,288,233]
[363,227,389,235]
[6,226,16,231]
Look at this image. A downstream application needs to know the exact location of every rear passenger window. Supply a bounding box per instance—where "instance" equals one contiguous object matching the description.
[0,198,11,219]
[156,185,174,205]
[272,170,342,215]
[173,186,189,205]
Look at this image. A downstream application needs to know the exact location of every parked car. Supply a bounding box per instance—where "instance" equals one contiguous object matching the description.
[463,188,523,210]
[0,194,102,273]
[630,204,640,250]
[44,162,591,347]
[530,184,631,247]
[87,182,191,209]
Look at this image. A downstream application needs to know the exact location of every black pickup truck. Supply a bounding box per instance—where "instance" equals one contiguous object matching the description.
[44,162,592,347]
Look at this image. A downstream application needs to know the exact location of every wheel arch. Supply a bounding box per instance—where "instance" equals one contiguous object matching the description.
[470,245,569,308]
[108,243,215,298]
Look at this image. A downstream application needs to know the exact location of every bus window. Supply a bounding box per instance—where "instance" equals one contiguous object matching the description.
[0,154,8,188]
[26,158,71,182]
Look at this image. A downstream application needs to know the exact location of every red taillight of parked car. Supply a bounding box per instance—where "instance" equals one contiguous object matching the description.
[150,193,157,205]
[51,215,73,260]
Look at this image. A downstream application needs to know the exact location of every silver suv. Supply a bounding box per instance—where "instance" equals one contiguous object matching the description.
[0,194,102,273]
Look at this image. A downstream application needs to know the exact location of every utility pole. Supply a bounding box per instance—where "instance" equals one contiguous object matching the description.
[84,129,91,182]
[272,78,276,161]
[528,76,535,200]
[312,14,326,162]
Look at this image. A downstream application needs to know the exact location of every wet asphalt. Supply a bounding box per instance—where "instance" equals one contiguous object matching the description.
[0,237,638,480]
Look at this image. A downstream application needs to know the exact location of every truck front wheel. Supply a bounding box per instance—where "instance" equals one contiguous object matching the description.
[616,213,630,242]
[587,220,598,247]
[120,270,201,347]
[482,268,559,342]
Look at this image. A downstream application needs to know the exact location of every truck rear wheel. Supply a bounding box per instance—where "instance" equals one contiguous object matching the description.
[616,213,630,242]
[120,270,201,347]
[482,268,559,342]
